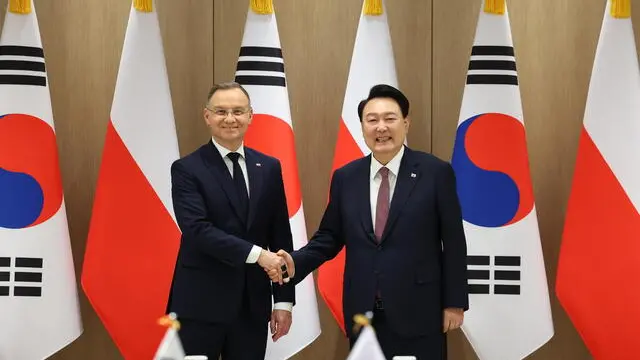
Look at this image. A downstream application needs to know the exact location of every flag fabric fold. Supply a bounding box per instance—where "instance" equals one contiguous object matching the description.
[451,1,553,358]
[0,1,83,358]
[556,1,640,359]
[234,2,321,358]
[317,0,398,333]
[346,325,386,360]
[153,315,186,360]
[81,1,181,359]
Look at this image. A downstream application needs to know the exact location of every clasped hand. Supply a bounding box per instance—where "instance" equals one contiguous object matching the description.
[257,249,294,285]
[257,249,295,285]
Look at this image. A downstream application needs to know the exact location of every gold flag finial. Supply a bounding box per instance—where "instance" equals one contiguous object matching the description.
[251,0,274,15]
[157,313,181,330]
[364,0,383,16]
[611,0,631,18]
[484,0,506,15]
[134,0,153,12]
[352,312,374,334]
[9,0,31,14]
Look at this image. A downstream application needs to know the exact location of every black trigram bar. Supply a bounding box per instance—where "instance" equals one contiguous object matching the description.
[468,60,516,71]
[15,257,43,268]
[494,284,520,295]
[495,270,520,281]
[14,272,42,282]
[236,46,286,87]
[0,272,9,282]
[467,255,490,266]
[0,257,9,267]
[0,75,46,86]
[236,61,284,72]
[14,286,41,297]
[467,270,490,280]
[466,74,518,85]
[471,45,514,56]
[0,286,8,296]
[0,46,47,87]
[495,256,521,266]
[469,284,490,294]
[0,60,45,72]
[235,75,285,87]
[239,46,282,58]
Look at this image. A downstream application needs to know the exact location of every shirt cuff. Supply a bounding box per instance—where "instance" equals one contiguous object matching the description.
[273,302,293,312]
[246,245,263,263]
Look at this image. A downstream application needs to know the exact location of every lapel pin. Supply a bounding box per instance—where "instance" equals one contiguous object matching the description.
[256,163,262,167]
[410,172,417,178]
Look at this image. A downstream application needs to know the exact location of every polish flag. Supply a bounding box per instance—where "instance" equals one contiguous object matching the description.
[81,1,181,359]
[234,1,321,358]
[317,0,398,333]
[0,1,82,358]
[556,1,640,358]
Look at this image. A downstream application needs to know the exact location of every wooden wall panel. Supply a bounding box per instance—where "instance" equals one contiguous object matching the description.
[433,0,640,359]
[213,0,432,359]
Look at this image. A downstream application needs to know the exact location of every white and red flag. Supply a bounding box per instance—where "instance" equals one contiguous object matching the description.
[81,1,181,358]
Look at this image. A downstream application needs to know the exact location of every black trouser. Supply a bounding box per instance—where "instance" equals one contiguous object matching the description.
[179,294,267,360]
[350,301,446,360]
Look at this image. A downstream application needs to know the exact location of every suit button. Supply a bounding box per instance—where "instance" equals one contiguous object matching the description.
[377,245,382,251]
[374,270,379,275]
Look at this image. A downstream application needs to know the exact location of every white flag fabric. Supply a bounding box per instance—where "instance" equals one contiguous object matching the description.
[0,1,82,359]
[153,327,185,360]
[346,326,386,360]
[234,4,321,359]
[450,1,553,359]
[317,0,399,333]
[81,1,181,359]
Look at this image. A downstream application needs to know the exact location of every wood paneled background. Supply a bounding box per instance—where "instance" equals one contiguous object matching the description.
[1,0,638,359]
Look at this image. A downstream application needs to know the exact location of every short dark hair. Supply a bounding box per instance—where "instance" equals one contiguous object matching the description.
[357,84,409,122]
[207,81,251,104]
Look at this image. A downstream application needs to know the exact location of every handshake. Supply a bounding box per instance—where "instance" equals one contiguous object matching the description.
[257,249,295,285]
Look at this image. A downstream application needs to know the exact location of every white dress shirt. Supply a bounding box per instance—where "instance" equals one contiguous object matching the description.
[370,146,405,231]
[211,138,292,311]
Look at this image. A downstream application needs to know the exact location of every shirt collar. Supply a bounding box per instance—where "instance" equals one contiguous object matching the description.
[370,145,405,180]
[211,137,245,160]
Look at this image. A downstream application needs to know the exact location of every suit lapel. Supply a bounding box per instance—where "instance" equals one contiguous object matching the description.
[358,155,375,241]
[381,148,419,243]
[245,149,264,230]
[202,141,246,226]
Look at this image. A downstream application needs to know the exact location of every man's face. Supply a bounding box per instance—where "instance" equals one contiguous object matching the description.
[361,97,409,159]
[204,88,252,148]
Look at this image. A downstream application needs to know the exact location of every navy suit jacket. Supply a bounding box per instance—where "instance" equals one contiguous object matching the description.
[167,141,295,324]
[292,147,468,337]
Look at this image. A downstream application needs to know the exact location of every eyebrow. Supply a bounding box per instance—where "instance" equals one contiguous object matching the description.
[365,111,400,117]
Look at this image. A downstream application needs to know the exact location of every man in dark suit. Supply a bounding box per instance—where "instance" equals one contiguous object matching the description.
[167,82,295,359]
[275,84,468,359]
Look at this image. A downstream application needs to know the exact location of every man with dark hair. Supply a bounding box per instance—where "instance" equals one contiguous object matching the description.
[167,82,295,359]
[274,84,468,359]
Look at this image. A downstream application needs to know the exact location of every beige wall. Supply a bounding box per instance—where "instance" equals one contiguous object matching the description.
[2,0,638,359]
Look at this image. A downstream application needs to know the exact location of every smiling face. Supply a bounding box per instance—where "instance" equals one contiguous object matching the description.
[204,87,253,151]
[361,97,410,164]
